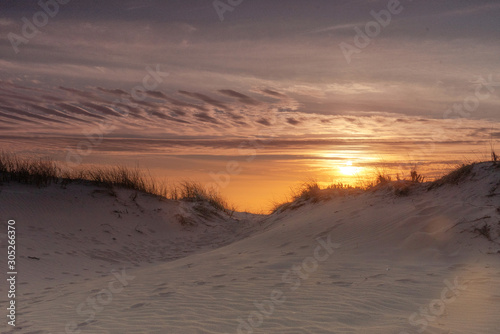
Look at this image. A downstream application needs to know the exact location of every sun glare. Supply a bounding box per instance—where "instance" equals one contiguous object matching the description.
[339,161,360,176]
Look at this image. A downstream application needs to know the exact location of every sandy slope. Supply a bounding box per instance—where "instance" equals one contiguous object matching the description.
[1,163,499,333]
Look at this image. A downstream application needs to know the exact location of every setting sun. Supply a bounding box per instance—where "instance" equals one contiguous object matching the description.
[339,161,361,176]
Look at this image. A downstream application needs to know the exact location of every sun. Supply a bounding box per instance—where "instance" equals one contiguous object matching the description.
[339,161,359,176]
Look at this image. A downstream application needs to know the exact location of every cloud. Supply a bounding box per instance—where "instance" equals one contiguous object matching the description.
[308,22,359,34]
[171,109,187,116]
[151,111,191,124]
[178,91,229,110]
[260,89,287,98]
[56,103,106,120]
[194,112,220,124]
[27,103,91,123]
[218,89,260,105]
[0,109,38,124]
[2,104,71,125]
[97,87,128,96]
[59,86,97,99]
[286,118,301,125]
[326,83,383,94]
[256,118,272,126]
[145,90,167,99]
[80,102,121,117]
[0,68,498,166]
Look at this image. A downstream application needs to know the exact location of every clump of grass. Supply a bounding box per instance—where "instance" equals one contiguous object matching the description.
[492,148,499,166]
[410,170,425,183]
[0,152,60,187]
[428,163,475,190]
[369,167,426,196]
[296,181,357,203]
[77,165,170,198]
[374,168,424,186]
[297,181,323,203]
[85,166,146,190]
[396,169,425,196]
[271,180,359,213]
[172,181,232,214]
[376,172,392,185]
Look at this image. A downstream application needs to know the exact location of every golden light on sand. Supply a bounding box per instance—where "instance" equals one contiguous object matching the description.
[339,161,361,176]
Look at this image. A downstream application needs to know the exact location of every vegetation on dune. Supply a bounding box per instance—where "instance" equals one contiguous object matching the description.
[272,150,499,213]
[0,152,60,187]
[492,147,499,165]
[426,149,498,190]
[272,181,361,213]
[170,181,232,214]
[427,164,475,190]
[1,149,498,215]
[0,152,232,214]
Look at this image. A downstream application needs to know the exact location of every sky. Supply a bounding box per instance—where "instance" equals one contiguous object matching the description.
[0,0,499,212]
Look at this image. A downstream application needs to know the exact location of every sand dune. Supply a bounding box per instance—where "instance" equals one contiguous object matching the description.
[1,162,499,333]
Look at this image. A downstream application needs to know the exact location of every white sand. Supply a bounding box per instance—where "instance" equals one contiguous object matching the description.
[1,162,499,333]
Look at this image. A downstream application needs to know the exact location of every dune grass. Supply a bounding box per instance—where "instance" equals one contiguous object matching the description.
[492,148,499,165]
[170,181,231,213]
[0,152,60,187]
[272,154,498,213]
[2,150,498,215]
[0,153,231,214]
[82,165,170,198]
[427,163,475,190]
[271,181,362,213]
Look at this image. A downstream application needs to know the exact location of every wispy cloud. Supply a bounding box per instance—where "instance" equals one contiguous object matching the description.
[308,22,359,34]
